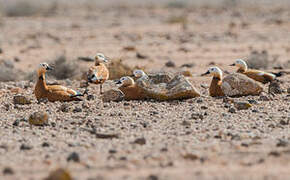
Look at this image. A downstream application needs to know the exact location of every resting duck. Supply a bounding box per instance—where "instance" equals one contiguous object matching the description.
[230,59,276,84]
[87,53,109,94]
[202,67,225,97]
[35,63,86,102]
[116,76,146,100]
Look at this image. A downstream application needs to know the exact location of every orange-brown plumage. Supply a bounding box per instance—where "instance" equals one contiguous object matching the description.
[202,67,225,97]
[87,53,109,94]
[231,59,276,84]
[34,63,83,102]
[116,76,146,100]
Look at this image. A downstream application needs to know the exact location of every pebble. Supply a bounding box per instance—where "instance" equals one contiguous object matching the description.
[165,60,175,67]
[44,168,72,180]
[73,107,82,113]
[287,88,290,94]
[259,95,271,101]
[86,94,95,101]
[12,119,20,126]
[234,102,252,110]
[28,111,49,126]
[191,113,203,120]
[148,175,159,180]
[229,108,236,113]
[2,167,14,175]
[42,142,50,147]
[67,152,80,162]
[133,137,146,145]
[13,95,31,105]
[276,139,288,147]
[59,104,70,112]
[20,144,32,151]
[268,80,284,94]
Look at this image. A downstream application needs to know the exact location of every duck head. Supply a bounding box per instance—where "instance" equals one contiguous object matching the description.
[116,76,134,87]
[94,53,109,65]
[37,62,53,77]
[133,69,147,78]
[230,59,248,71]
[201,66,223,79]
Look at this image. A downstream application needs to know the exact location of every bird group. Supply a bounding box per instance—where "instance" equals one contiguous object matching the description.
[34,53,277,102]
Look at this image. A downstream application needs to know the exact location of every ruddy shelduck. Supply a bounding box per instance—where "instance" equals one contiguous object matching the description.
[35,63,86,102]
[230,59,276,84]
[202,67,225,97]
[87,53,109,94]
[116,76,146,100]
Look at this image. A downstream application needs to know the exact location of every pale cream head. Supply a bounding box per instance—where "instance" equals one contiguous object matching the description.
[37,62,52,76]
[133,69,147,78]
[116,76,134,87]
[234,59,247,70]
[203,66,223,79]
[95,53,108,63]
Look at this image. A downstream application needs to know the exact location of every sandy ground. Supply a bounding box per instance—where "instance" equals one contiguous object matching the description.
[0,1,290,179]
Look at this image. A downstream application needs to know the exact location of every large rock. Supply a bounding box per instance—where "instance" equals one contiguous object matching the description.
[102,89,124,102]
[136,73,200,101]
[222,73,263,96]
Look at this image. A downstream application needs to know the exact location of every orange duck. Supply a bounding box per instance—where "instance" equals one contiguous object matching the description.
[201,66,225,97]
[116,76,146,100]
[35,63,86,102]
[87,53,109,94]
[230,59,276,84]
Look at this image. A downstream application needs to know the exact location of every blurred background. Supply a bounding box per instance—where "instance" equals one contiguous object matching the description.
[0,0,289,82]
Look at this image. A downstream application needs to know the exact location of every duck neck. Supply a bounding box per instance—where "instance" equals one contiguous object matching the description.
[36,72,48,91]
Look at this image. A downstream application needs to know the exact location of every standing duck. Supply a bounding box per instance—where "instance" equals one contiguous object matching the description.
[201,67,225,97]
[116,76,146,100]
[87,53,109,94]
[230,59,276,84]
[35,63,86,102]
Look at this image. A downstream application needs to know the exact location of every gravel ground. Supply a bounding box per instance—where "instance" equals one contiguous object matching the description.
[0,1,290,179]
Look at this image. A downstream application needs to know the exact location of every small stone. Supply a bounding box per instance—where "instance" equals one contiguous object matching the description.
[86,94,95,101]
[59,104,70,112]
[165,60,175,67]
[234,102,252,110]
[20,144,32,150]
[12,119,20,126]
[191,113,203,120]
[28,111,49,126]
[259,95,271,101]
[180,63,195,68]
[181,120,191,126]
[229,108,236,113]
[276,139,288,147]
[268,80,283,94]
[248,99,258,104]
[183,153,199,161]
[73,107,82,113]
[13,95,31,105]
[67,152,80,162]
[44,168,72,180]
[133,137,146,145]
[147,175,158,180]
[42,142,50,147]
[136,52,148,59]
[0,48,3,54]
[287,88,290,94]
[200,106,208,110]
[268,151,280,157]
[102,89,124,102]
[3,167,14,175]
[279,120,289,125]
[109,149,117,154]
